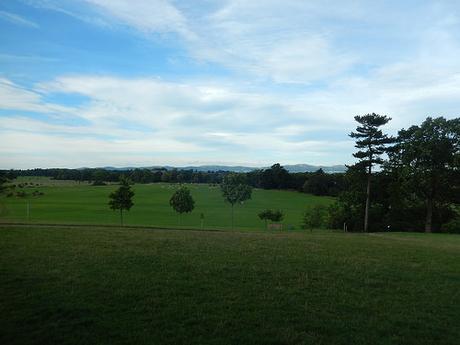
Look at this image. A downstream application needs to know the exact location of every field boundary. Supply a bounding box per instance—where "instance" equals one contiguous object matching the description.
[0,221,269,234]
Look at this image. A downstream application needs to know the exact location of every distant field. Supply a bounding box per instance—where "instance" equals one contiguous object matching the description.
[1,225,459,345]
[0,177,334,230]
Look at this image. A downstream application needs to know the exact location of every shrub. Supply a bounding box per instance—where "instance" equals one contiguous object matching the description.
[441,216,460,234]
[16,191,27,197]
[301,205,328,230]
[258,209,284,229]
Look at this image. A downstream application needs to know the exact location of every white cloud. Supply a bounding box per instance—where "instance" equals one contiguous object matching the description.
[0,78,73,115]
[0,75,357,168]
[3,1,460,168]
[83,0,195,39]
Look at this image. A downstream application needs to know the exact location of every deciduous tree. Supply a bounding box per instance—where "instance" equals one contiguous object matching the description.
[221,173,252,229]
[109,176,134,226]
[389,117,460,232]
[169,186,195,225]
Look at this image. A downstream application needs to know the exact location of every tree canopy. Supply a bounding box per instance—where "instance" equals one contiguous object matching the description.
[389,117,460,232]
[350,113,393,232]
[221,173,252,229]
[108,177,135,226]
[169,186,195,224]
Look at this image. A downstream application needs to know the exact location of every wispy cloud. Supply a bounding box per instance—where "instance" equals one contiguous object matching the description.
[0,53,60,62]
[0,10,39,28]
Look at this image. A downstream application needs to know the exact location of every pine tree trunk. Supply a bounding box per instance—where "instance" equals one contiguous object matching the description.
[425,198,433,233]
[364,165,371,232]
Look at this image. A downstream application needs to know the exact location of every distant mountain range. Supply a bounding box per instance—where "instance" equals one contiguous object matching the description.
[100,164,347,173]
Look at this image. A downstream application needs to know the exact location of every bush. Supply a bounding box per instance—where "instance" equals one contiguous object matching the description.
[16,191,27,197]
[92,180,107,186]
[441,217,460,234]
[258,209,284,229]
[301,205,328,230]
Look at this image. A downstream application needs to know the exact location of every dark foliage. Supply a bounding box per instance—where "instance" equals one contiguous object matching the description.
[108,177,134,226]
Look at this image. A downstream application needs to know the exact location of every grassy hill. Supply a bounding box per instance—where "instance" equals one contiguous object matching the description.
[1,225,459,345]
[0,177,334,230]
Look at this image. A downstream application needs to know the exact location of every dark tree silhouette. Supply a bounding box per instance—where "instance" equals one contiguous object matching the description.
[350,113,393,232]
[169,186,195,225]
[390,117,460,232]
[109,177,134,226]
[221,173,252,229]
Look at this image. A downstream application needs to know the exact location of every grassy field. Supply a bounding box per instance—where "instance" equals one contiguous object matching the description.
[0,177,334,230]
[1,225,459,345]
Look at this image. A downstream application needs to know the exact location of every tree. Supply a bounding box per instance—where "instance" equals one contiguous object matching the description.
[350,113,393,232]
[261,163,291,189]
[389,117,460,232]
[0,173,9,216]
[302,205,327,231]
[200,212,205,229]
[0,173,7,195]
[258,210,272,229]
[258,209,284,229]
[169,186,195,225]
[303,168,336,196]
[109,176,134,226]
[221,173,252,229]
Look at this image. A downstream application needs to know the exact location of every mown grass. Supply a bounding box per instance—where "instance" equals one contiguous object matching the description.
[1,225,459,345]
[0,177,334,230]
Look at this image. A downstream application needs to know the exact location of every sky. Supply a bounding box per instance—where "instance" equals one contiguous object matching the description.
[1,0,460,169]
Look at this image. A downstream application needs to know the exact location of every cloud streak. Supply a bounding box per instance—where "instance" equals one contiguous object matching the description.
[0,10,39,28]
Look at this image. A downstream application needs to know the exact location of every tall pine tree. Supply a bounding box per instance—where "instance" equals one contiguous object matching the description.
[350,113,393,232]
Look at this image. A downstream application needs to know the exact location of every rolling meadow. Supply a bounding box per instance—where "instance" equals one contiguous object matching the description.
[0,177,334,230]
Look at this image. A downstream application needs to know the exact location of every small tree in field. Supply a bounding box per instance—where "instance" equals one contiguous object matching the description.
[258,209,272,229]
[302,205,327,231]
[109,176,134,226]
[258,209,284,229]
[221,173,252,229]
[200,212,205,229]
[169,186,195,225]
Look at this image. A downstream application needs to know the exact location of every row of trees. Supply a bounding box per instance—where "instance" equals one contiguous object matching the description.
[332,115,459,233]
[1,165,344,197]
[109,173,254,228]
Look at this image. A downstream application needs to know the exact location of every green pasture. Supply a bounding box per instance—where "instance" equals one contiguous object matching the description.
[0,177,334,229]
[1,225,459,345]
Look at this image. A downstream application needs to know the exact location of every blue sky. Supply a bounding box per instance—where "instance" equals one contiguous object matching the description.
[1,0,460,168]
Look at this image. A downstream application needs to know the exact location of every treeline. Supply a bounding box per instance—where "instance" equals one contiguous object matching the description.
[318,115,460,233]
[1,165,345,197]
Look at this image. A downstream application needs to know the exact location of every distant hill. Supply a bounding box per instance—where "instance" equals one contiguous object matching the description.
[100,164,347,173]
[283,164,347,173]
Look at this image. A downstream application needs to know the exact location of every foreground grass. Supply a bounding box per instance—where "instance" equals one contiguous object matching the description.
[1,226,459,345]
[0,178,334,230]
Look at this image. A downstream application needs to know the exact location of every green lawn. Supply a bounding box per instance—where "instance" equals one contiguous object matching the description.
[0,178,334,230]
[1,226,459,345]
